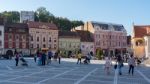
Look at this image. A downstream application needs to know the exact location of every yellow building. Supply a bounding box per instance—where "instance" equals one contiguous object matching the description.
[59,31,80,57]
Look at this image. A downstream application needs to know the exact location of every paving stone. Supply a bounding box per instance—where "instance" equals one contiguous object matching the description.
[10,77,46,83]
[40,78,77,84]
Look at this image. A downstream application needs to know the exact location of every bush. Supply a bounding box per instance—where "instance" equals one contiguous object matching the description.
[96,49,103,60]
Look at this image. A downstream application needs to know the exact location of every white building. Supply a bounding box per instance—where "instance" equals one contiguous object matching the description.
[0,18,4,54]
[20,11,34,23]
[144,36,150,58]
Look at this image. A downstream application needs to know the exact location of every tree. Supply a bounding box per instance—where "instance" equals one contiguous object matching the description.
[36,7,54,22]
[1,11,20,23]
[96,49,103,60]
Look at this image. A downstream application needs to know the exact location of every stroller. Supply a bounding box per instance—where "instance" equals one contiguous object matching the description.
[83,56,90,64]
[20,57,28,66]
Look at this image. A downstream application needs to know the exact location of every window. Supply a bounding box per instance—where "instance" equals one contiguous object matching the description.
[54,39,56,42]
[15,35,19,40]
[91,45,93,48]
[9,35,12,39]
[82,45,85,48]
[0,31,1,36]
[37,37,39,42]
[16,43,19,48]
[49,44,51,49]
[43,37,45,42]
[0,40,2,46]
[31,36,33,41]
[43,44,46,48]
[22,35,25,40]
[49,37,51,42]
[54,44,57,49]
[37,44,39,48]
[9,42,12,48]
[31,44,33,48]
[136,40,144,46]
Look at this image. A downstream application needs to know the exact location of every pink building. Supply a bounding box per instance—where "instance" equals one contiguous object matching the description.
[75,21,127,56]
[27,21,58,54]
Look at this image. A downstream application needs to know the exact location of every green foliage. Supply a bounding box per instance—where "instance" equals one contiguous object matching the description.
[0,7,84,31]
[1,11,20,23]
[96,49,103,60]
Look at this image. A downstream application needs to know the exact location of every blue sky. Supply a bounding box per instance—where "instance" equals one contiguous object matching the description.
[0,0,150,35]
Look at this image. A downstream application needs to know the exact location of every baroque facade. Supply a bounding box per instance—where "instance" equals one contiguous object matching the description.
[27,21,58,54]
[75,21,127,56]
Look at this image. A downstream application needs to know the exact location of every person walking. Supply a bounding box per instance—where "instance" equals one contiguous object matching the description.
[41,51,46,66]
[48,50,52,64]
[77,52,82,64]
[104,57,112,75]
[117,54,124,75]
[15,52,19,66]
[37,51,42,65]
[128,54,136,75]
[58,50,62,64]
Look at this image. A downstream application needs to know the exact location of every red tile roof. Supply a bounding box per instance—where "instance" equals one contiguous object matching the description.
[133,25,149,38]
[27,21,58,30]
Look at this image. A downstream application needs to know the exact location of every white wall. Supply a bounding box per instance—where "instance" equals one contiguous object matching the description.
[144,36,150,58]
[81,42,94,55]
[0,25,4,54]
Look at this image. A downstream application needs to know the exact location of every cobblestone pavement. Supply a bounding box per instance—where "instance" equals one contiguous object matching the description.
[0,58,150,84]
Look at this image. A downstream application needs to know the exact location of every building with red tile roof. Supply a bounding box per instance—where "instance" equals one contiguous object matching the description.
[132,25,150,58]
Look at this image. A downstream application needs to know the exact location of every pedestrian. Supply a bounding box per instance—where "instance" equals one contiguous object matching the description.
[34,54,37,63]
[34,50,39,63]
[41,51,46,65]
[48,50,52,64]
[37,51,42,65]
[117,54,124,75]
[77,52,82,64]
[58,50,62,64]
[104,57,112,75]
[15,52,19,66]
[128,54,136,75]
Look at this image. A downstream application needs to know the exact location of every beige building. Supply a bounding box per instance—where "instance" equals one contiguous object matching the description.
[27,21,58,54]
[59,31,80,57]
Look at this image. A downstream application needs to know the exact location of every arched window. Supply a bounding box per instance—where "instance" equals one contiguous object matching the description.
[136,40,144,46]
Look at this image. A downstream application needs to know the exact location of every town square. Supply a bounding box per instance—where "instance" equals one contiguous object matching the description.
[0,0,150,84]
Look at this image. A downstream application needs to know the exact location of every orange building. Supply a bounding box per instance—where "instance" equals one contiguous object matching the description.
[132,25,150,58]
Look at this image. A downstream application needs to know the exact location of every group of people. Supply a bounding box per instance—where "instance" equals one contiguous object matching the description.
[34,50,62,66]
[76,52,92,64]
[15,51,28,66]
[104,54,136,76]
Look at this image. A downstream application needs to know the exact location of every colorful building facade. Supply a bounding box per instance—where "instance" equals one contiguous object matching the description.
[132,25,150,58]
[75,30,94,56]
[0,18,4,54]
[75,21,127,56]
[4,23,29,55]
[27,21,58,54]
[59,31,80,57]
